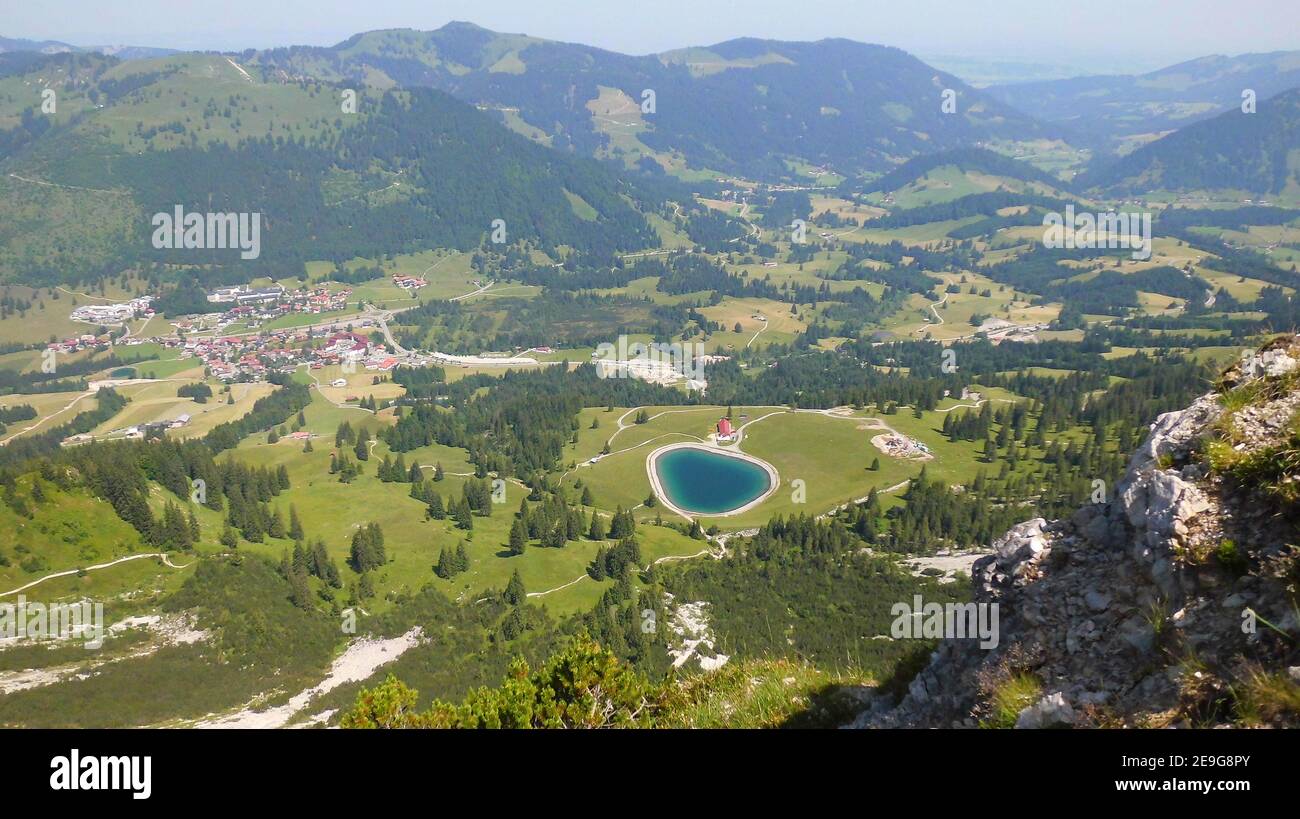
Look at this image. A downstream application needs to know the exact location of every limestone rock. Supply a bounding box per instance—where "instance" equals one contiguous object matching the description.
[1015,692,1075,729]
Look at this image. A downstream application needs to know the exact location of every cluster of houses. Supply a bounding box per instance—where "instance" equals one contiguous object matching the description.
[64,414,191,447]
[976,318,1049,344]
[122,414,191,438]
[66,284,354,339]
[46,334,111,356]
[319,331,400,372]
[124,324,401,383]
[391,274,427,290]
[207,284,287,305]
[206,285,351,333]
[69,296,154,326]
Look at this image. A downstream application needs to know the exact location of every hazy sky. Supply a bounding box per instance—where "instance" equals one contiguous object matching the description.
[9,0,1299,72]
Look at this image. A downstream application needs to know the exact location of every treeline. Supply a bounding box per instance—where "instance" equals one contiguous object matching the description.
[84,88,661,284]
[204,375,311,453]
[0,403,36,435]
[863,148,1067,194]
[177,383,213,403]
[382,363,689,478]
[683,207,748,250]
[0,353,121,396]
[0,106,53,162]
[153,277,222,317]
[703,352,961,411]
[662,513,968,674]
[869,191,1069,230]
[982,248,1215,315]
[395,290,692,355]
[760,190,812,230]
[60,435,290,547]
[1050,267,1210,316]
[0,388,127,469]
[389,365,447,400]
[319,263,385,285]
[840,472,1031,554]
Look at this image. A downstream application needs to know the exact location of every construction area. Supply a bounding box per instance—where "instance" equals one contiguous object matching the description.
[871,431,932,460]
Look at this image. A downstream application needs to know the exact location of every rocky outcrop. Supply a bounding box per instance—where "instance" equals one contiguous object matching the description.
[853,339,1300,729]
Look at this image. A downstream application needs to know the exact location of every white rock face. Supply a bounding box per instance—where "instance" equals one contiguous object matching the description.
[994,518,1047,561]
[1238,347,1298,381]
[852,339,1300,731]
[1126,395,1222,476]
[1121,469,1211,536]
[1015,692,1075,729]
[667,600,729,671]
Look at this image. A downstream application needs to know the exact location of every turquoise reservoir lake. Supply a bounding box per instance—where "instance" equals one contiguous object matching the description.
[653,447,774,515]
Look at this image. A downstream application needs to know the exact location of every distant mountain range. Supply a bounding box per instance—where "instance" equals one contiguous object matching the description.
[8,23,1300,189]
[0,35,175,61]
[986,50,1300,151]
[247,22,1050,181]
[1077,87,1300,197]
[1,21,1298,284]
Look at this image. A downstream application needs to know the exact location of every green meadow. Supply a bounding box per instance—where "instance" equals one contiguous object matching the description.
[217,391,705,616]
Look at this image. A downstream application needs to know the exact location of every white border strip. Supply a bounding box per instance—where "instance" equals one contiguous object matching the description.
[646,442,779,519]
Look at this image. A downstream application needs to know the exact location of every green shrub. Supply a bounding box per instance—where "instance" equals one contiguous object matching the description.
[981,672,1043,729]
[342,634,658,728]
[1215,539,1248,576]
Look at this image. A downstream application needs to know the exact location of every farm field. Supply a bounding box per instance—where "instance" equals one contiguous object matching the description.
[0,389,97,443]
[880,272,1060,342]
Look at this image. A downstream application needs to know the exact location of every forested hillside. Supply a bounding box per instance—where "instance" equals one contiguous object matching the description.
[1078,88,1300,196]
[249,23,1050,180]
[0,50,663,285]
[986,49,1300,151]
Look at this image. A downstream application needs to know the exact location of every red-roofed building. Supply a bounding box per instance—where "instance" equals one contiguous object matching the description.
[716,417,735,442]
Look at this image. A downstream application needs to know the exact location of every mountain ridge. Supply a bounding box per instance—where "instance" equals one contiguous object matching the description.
[986,49,1300,152]
[1077,86,1300,197]
[0,50,664,284]
[0,35,175,60]
[247,22,1053,181]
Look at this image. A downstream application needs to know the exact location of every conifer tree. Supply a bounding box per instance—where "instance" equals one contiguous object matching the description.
[588,511,606,541]
[288,504,304,541]
[503,570,525,605]
[509,518,528,555]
